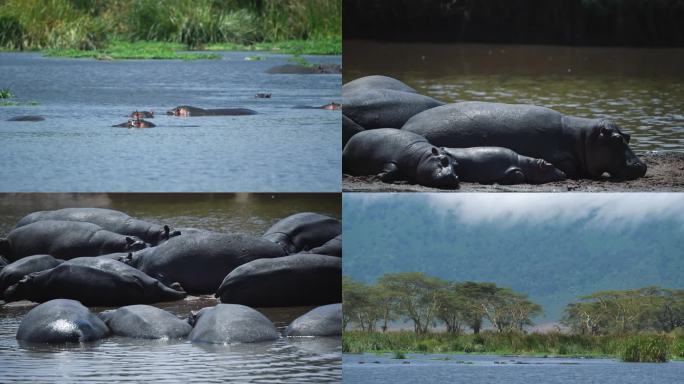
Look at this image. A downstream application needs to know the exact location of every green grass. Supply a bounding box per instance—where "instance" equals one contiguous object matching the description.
[44,40,220,60]
[0,88,14,98]
[343,331,683,361]
[204,37,341,55]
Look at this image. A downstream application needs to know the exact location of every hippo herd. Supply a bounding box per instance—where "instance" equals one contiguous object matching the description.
[0,208,342,344]
[342,75,648,188]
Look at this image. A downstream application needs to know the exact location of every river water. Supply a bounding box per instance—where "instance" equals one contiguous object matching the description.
[343,353,683,384]
[344,41,684,153]
[0,193,341,383]
[0,51,341,192]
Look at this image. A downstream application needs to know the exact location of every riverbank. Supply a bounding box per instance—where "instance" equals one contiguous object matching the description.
[343,152,684,192]
[343,331,684,361]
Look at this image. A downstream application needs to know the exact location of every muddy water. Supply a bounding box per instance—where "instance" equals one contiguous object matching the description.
[0,193,341,383]
[344,41,684,152]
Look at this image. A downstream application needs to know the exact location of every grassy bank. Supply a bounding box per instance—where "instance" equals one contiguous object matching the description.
[343,331,684,362]
[0,87,38,106]
[0,0,341,58]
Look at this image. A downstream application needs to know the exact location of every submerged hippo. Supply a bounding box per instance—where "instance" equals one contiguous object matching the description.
[444,147,567,184]
[98,305,191,339]
[255,92,272,98]
[112,118,155,128]
[0,255,63,297]
[130,111,154,119]
[403,102,647,180]
[306,234,342,257]
[3,257,186,306]
[166,105,257,117]
[343,115,365,148]
[126,231,285,295]
[343,128,459,188]
[285,303,342,337]
[15,207,181,246]
[0,220,146,261]
[266,63,341,75]
[7,115,45,122]
[216,254,342,307]
[16,299,109,343]
[262,212,341,254]
[188,304,278,344]
[293,102,341,110]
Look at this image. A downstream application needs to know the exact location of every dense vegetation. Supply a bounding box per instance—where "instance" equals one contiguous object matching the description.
[344,0,684,46]
[0,0,341,56]
[343,273,684,362]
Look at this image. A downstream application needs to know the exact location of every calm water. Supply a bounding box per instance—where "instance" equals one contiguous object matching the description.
[344,41,684,152]
[0,51,341,192]
[0,193,341,383]
[343,353,684,384]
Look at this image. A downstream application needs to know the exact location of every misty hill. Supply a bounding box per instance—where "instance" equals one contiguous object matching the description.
[343,195,684,321]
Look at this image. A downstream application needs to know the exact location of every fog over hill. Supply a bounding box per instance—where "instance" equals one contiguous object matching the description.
[343,193,684,321]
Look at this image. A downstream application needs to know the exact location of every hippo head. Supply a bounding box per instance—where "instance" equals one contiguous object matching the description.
[528,158,567,184]
[322,102,342,110]
[3,274,35,302]
[166,106,190,116]
[417,147,459,189]
[587,120,647,180]
[123,237,146,252]
[153,225,181,245]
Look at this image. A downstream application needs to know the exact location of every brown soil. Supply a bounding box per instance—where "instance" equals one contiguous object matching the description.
[342,151,684,192]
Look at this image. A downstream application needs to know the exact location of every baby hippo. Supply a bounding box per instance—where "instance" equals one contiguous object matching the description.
[343,128,459,189]
[444,147,567,184]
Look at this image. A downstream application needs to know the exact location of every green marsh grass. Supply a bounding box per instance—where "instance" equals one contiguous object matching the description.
[621,336,670,363]
[44,40,220,60]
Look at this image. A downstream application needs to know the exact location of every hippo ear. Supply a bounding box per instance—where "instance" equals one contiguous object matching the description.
[125,236,135,245]
[431,147,439,156]
[164,225,170,236]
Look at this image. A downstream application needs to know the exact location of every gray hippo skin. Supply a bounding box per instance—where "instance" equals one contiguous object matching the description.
[216,254,341,307]
[342,75,418,94]
[127,231,285,295]
[306,234,341,257]
[342,115,365,148]
[0,220,146,261]
[16,299,109,343]
[7,115,45,122]
[285,303,342,337]
[343,128,459,188]
[14,207,180,245]
[262,212,341,254]
[0,255,63,297]
[188,304,278,344]
[98,305,191,339]
[166,105,257,116]
[343,88,444,129]
[444,147,567,184]
[403,102,647,180]
[3,257,186,306]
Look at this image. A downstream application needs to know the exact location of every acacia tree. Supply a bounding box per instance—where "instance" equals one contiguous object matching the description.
[378,272,446,334]
[435,282,467,333]
[342,276,382,332]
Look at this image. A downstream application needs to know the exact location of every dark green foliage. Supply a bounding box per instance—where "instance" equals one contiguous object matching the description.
[621,335,670,362]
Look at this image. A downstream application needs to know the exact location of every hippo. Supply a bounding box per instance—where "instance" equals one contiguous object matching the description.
[443,147,567,184]
[0,255,63,297]
[266,63,341,75]
[306,234,341,257]
[130,111,154,119]
[262,212,341,254]
[293,102,341,110]
[216,254,342,307]
[285,303,342,337]
[112,118,155,128]
[0,220,146,261]
[166,106,257,117]
[343,115,365,148]
[255,92,272,98]
[98,305,191,339]
[3,257,186,306]
[402,102,647,180]
[14,207,181,246]
[343,75,444,129]
[126,231,285,295]
[6,115,45,122]
[188,304,278,344]
[343,128,459,188]
[16,299,110,343]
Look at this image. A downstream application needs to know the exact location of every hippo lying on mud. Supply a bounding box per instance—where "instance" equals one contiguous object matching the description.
[126,231,285,295]
[216,253,342,307]
[188,304,278,344]
[343,128,459,189]
[166,105,257,117]
[15,207,181,246]
[343,115,365,147]
[3,257,186,306]
[0,255,63,297]
[443,147,567,184]
[16,299,109,343]
[262,212,341,254]
[343,76,444,129]
[403,102,647,180]
[112,118,155,128]
[285,303,342,337]
[6,115,45,122]
[99,305,191,339]
[0,220,146,261]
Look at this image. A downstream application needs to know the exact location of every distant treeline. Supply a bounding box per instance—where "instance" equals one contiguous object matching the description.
[343,0,684,46]
[0,0,341,50]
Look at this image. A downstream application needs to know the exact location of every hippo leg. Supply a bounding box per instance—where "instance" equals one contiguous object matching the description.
[501,167,526,185]
[379,163,400,182]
